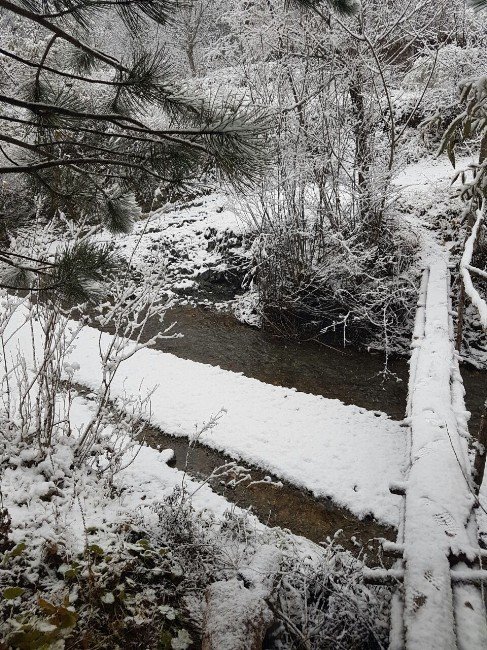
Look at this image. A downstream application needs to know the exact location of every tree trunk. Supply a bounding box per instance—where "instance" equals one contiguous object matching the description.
[349,71,375,235]
[455,279,465,352]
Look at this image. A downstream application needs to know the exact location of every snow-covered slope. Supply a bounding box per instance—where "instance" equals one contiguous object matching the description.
[100,193,250,301]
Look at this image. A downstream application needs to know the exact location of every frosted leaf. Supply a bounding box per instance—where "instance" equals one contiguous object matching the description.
[36,621,58,633]
[171,629,192,650]
[171,563,183,577]
[101,592,115,604]
[159,605,177,620]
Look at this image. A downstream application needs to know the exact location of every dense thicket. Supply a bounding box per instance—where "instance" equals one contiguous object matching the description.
[1,0,486,340]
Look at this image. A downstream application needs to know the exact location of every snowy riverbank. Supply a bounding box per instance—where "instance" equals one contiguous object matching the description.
[2,303,406,527]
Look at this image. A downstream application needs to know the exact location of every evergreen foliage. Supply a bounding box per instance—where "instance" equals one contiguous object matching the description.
[0,0,273,298]
[289,0,358,15]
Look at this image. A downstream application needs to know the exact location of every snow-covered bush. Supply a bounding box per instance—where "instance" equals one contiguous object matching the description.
[0,494,200,649]
[0,488,390,649]
[246,193,419,351]
[0,269,172,470]
[404,45,487,92]
[270,538,390,649]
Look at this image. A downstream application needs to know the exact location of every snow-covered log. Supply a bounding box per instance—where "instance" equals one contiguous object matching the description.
[402,259,487,649]
[388,268,429,650]
[459,202,487,489]
[460,202,486,329]
[384,258,487,649]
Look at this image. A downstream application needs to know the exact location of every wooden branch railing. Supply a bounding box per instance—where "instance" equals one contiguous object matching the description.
[457,202,487,491]
[460,202,487,329]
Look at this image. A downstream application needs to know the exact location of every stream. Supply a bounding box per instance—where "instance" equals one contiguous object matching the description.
[159,306,484,432]
[109,305,486,551]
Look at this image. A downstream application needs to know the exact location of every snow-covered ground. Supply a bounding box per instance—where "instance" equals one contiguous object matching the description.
[3,393,258,552]
[4,377,383,650]
[392,155,472,193]
[393,155,487,369]
[102,193,252,307]
[0,300,390,650]
[67,329,406,527]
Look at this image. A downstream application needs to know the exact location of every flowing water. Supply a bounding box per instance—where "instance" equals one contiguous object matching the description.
[103,305,486,551]
[157,306,484,432]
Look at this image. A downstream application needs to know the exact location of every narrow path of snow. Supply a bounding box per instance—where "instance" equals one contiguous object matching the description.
[66,324,407,527]
[392,155,471,194]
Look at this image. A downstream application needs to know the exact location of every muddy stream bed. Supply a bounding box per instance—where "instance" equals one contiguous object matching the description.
[102,305,486,553]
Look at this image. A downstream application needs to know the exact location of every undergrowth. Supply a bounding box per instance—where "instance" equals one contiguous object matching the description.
[0,490,390,650]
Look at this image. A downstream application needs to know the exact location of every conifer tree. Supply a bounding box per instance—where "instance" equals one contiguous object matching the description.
[0,0,272,298]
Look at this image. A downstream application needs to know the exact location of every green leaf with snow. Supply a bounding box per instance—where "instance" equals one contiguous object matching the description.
[7,626,58,649]
[64,563,82,580]
[10,542,27,557]
[137,538,151,549]
[87,544,105,556]
[3,586,25,599]
[38,598,78,629]
[159,629,173,650]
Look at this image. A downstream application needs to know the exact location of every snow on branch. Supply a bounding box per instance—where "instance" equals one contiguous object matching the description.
[460,202,487,329]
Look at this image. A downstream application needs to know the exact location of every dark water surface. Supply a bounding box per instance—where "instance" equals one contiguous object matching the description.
[156,305,484,432]
[160,306,409,416]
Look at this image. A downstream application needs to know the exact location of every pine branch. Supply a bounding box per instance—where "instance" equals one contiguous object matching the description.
[0,114,197,149]
[0,93,272,159]
[34,34,58,101]
[1,0,271,300]
[0,93,210,152]
[52,240,120,301]
[0,250,57,267]
[468,0,487,9]
[114,47,206,117]
[104,186,141,233]
[0,47,131,87]
[0,241,120,300]
[287,0,359,17]
[0,0,126,71]
[0,114,211,181]
[0,156,171,180]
